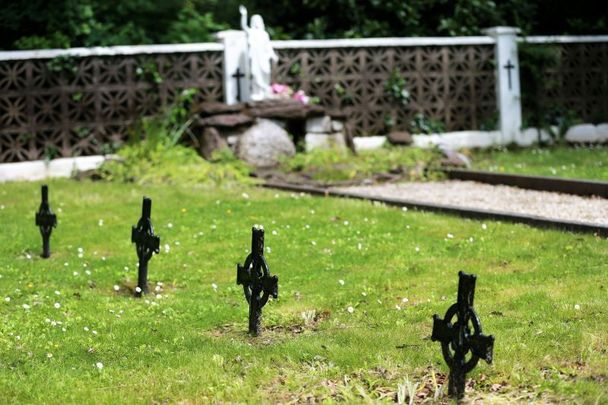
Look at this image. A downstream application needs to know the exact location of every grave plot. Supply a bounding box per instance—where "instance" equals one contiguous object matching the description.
[0,179,607,403]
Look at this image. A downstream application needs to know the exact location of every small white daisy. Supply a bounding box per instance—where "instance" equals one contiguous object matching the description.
[338,279,345,286]
[113,285,120,291]
[22,304,30,310]
[96,362,103,370]
[135,286,142,293]
[346,306,354,313]
[54,302,61,309]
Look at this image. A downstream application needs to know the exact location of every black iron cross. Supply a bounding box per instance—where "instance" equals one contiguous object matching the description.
[236,226,278,336]
[35,184,57,258]
[131,197,160,297]
[232,67,245,102]
[431,271,495,399]
[503,59,515,90]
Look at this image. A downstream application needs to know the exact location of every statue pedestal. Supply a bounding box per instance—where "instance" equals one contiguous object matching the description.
[216,30,251,105]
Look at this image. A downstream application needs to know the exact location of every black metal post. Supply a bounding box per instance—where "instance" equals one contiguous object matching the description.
[35,184,57,258]
[237,226,278,336]
[131,197,160,297]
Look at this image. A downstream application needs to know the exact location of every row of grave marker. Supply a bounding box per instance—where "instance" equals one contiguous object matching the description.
[34,184,493,399]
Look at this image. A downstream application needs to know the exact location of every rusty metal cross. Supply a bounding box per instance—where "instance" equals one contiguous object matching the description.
[35,184,57,258]
[131,197,160,297]
[432,271,495,398]
[237,226,278,336]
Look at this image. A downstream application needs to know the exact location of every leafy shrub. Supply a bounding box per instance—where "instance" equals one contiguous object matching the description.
[409,113,445,135]
[99,142,252,186]
[99,89,252,186]
[385,70,410,106]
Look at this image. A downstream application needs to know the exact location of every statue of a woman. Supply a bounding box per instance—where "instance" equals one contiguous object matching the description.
[240,5,278,101]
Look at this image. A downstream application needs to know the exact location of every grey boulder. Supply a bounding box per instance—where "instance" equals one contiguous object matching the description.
[236,119,296,167]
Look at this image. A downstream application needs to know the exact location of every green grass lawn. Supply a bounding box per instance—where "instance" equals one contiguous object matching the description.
[280,146,440,183]
[471,146,608,181]
[0,179,607,403]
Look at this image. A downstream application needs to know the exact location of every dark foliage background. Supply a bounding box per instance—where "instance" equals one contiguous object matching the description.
[0,0,606,50]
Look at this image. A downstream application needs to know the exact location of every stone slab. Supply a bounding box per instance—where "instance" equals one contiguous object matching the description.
[305,133,346,151]
[198,113,254,128]
[306,116,332,133]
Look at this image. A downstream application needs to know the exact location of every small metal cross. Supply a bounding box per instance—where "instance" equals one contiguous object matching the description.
[232,67,246,102]
[131,197,160,297]
[503,60,515,90]
[236,226,278,336]
[432,271,495,399]
[35,184,57,258]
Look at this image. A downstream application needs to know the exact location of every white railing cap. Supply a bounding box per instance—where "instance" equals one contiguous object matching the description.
[1,34,607,61]
[522,35,608,44]
[0,42,223,61]
[272,36,495,49]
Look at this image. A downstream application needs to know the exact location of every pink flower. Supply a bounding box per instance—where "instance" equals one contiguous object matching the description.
[293,89,310,104]
[271,83,291,95]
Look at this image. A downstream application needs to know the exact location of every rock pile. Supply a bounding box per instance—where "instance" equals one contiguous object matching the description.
[190,99,352,167]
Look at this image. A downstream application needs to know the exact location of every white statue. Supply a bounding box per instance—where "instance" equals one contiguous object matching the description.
[239,5,278,101]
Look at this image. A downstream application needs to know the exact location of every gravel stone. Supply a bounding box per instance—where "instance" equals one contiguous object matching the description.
[335,181,608,226]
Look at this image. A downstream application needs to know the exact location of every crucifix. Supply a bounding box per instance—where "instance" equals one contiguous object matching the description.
[131,197,160,297]
[232,67,246,102]
[503,59,515,90]
[431,271,495,399]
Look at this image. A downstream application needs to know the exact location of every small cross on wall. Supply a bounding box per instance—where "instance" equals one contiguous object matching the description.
[232,67,246,102]
[503,60,515,91]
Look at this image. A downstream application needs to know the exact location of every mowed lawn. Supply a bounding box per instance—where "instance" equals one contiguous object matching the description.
[472,145,608,180]
[0,179,607,403]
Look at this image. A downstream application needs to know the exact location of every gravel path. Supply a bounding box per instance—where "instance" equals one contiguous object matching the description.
[334,181,608,226]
